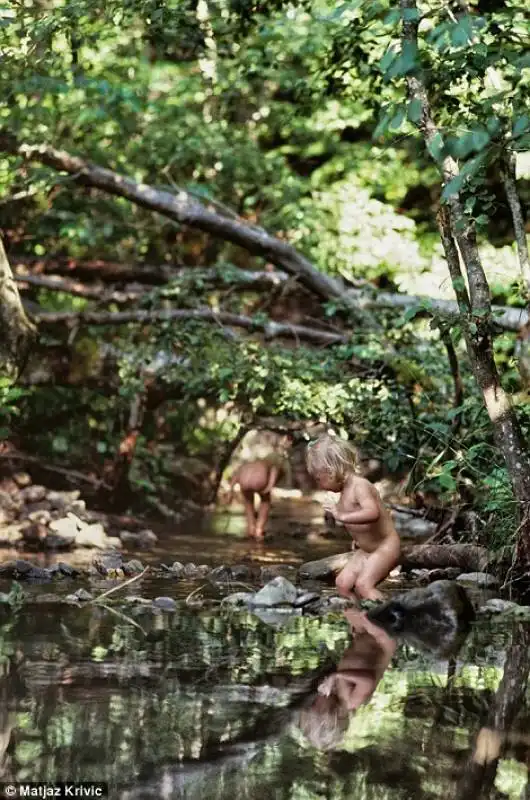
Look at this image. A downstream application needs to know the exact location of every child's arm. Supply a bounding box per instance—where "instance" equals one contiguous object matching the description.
[226,468,240,505]
[327,481,380,525]
[262,464,280,495]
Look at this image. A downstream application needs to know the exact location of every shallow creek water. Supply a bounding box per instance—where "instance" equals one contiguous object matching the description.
[0,504,529,799]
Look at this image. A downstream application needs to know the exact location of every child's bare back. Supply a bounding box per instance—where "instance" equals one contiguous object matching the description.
[228,456,284,539]
[306,435,400,601]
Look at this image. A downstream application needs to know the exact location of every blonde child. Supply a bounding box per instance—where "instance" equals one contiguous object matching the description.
[306,434,400,601]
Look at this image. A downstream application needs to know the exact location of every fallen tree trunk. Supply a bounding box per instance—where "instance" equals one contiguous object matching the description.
[299,544,489,581]
[15,259,528,332]
[4,137,358,312]
[28,306,347,345]
[345,287,528,333]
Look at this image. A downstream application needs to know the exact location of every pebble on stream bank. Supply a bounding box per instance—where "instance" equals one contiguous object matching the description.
[0,472,158,552]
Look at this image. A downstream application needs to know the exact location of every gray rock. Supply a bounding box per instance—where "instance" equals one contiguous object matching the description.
[93,552,124,575]
[123,559,144,575]
[13,472,32,488]
[0,524,23,545]
[183,562,200,577]
[28,509,52,525]
[75,523,108,549]
[119,528,158,549]
[230,564,253,581]
[478,598,518,614]
[20,485,47,503]
[69,499,87,515]
[252,577,298,607]
[57,562,80,577]
[222,592,255,607]
[0,507,15,524]
[46,490,80,510]
[294,591,321,608]
[0,489,20,512]
[170,561,185,576]
[209,565,232,582]
[44,533,76,550]
[49,516,79,537]
[457,572,498,588]
[427,568,462,581]
[66,588,93,603]
[318,595,352,612]
[153,596,177,612]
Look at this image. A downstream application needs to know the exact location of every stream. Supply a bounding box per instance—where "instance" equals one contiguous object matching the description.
[0,503,529,799]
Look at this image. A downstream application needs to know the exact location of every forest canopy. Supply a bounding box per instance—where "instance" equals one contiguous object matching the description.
[0,0,529,561]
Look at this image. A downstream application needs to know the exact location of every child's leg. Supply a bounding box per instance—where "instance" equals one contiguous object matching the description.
[335,551,365,599]
[255,491,271,539]
[241,489,257,537]
[354,540,400,601]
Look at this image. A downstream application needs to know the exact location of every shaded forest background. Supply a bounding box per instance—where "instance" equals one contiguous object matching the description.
[0,0,529,561]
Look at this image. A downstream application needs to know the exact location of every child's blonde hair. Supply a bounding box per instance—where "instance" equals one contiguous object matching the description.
[306,434,357,482]
[293,698,349,751]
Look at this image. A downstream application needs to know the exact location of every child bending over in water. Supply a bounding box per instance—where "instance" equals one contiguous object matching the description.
[306,434,400,601]
[227,454,284,539]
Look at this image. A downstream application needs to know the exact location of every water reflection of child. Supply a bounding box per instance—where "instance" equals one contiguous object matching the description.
[296,610,396,750]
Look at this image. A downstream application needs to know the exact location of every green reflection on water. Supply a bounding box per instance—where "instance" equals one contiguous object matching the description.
[0,603,528,800]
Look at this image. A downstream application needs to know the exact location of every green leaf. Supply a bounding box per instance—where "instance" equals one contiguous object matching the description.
[427,131,445,161]
[403,304,427,323]
[379,47,397,73]
[450,16,474,47]
[389,105,406,131]
[402,7,420,21]
[512,115,530,139]
[385,42,418,80]
[407,98,422,123]
[441,152,487,200]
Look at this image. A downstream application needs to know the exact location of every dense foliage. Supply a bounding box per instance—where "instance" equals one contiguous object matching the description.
[0,0,529,545]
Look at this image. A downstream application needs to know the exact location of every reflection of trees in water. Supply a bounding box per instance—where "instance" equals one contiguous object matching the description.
[0,606,529,798]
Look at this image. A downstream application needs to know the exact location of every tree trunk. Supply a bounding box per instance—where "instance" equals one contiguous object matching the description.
[400,0,530,574]
[299,543,489,581]
[0,237,36,378]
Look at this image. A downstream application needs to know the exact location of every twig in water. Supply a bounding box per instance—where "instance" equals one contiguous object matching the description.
[98,602,148,635]
[185,583,209,605]
[91,566,150,604]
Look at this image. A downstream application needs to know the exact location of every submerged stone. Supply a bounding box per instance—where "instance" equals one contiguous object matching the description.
[153,596,177,612]
[66,588,93,603]
[252,577,298,607]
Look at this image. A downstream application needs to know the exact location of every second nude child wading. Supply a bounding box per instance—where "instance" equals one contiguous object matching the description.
[306,434,400,601]
[227,455,284,539]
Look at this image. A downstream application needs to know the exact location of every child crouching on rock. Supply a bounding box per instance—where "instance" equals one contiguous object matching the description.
[306,434,400,601]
